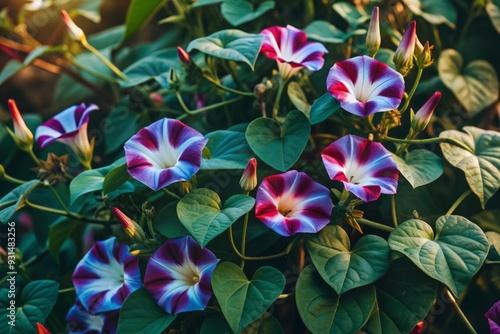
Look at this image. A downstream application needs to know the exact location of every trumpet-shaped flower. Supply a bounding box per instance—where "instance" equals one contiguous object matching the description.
[321,135,398,202]
[124,118,207,191]
[327,55,404,117]
[486,300,500,334]
[72,237,142,314]
[260,25,328,79]
[35,103,98,169]
[144,236,219,315]
[66,299,119,334]
[6,99,34,151]
[255,170,333,237]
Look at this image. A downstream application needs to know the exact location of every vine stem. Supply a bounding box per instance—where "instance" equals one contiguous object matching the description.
[398,67,423,114]
[81,39,129,81]
[175,91,243,116]
[446,189,473,215]
[390,194,398,227]
[445,289,478,334]
[202,74,254,97]
[240,212,250,269]
[161,188,182,200]
[272,76,289,119]
[58,287,75,294]
[2,174,25,185]
[356,218,394,233]
[24,199,111,225]
[384,136,474,154]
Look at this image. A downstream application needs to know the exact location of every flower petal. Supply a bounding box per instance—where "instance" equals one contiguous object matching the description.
[327,56,404,117]
[72,237,142,314]
[124,118,208,191]
[487,300,500,334]
[66,298,119,334]
[321,135,398,202]
[255,170,333,236]
[144,236,219,315]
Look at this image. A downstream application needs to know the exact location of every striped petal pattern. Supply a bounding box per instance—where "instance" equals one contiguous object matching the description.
[66,298,119,334]
[144,236,219,315]
[261,25,328,79]
[72,237,142,314]
[124,118,208,191]
[321,135,399,202]
[255,170,333,236]
[327,55,404,117]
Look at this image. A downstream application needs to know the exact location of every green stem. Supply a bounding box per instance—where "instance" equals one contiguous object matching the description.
[67,53,118,83]
[81,39,129,81]
[446,189,473,215]
[229,226,296,260]
[384,136,474,154]
[203,74,254,97]
[175,91,243,116]
[272,77,288,119]
[390,194,398,227]
[58,287,75,294]
[48,185,70,213]
[27,149,42,167]
[398,67,423,114]
[161,188,182,200]
[356,218,394,233]
[25,199,110,225]
[240,212,250,269]
[3,174,25,185]
[445,289,478,334]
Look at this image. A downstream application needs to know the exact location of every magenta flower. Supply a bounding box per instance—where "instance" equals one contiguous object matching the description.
[327,56,404,117]
[35,103,98,169]
[487,300,500,334]
[124,118,208,191]
[72,237,142,314]
[321,135,398,202]
[411,91,442,133]
[144,236,219,315]
[66,298,119,334]
[255,170,333,237]
[260,25,328,79]
[393,20,416,76]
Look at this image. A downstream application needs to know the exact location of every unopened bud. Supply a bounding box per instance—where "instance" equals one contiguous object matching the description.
[366,6,381,58]
[178,181,193,196]
[6,99,34,151]
[36,323,51,334]
[411,91,442,133]
[142,202,156,221]
[254,83,267,96]
[112,207,147,243]
[149,93,163,107]
[61,10,86,42]
[416,40,434,69]
[177,46,191,65]
[393,21,416,76]
[239,158,257,193]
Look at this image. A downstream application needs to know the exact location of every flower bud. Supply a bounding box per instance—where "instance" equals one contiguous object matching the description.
[112,207,147,243]
[6,99,34,151]
[239,158,257,193]
[366,6,381,58]
[393,21,416,76]
[177,46,191,65]
[61,10,86,42]
[411,91,442,133]
[36,323,51,334]
[415,40,434,69]
[178,181,193,196]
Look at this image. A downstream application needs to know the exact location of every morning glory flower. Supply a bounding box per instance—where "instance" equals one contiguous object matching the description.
[144,236,219,315]
[321,134,399,202]
[72,237,142,314]
[326,55,404,117]
[255,170,333,237]
[124,118,208,191]
[35,103,98,169]
[66,298,119,334]
[260,25,328,79]
[486,300,500,334]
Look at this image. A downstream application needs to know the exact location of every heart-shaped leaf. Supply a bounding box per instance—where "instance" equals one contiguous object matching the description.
[117,288,176,334]
[212,262,285,334]
[392,149,444,188]
[245,110,310,171]
[438,49,499,114]
[0,180,39,224]
[365,257,438,333]
[439,126,500,207]
[403,0,456,28]
[201,129,254,170]
[187,30,264,70]
[304,20,365,44]
[309,93,341,125]
[296,265,375,334]
[388,215,489,297]
[487,0,500,34]
[221,0,275,26]
[177,188,255,247]
[123,0,166,41]
[103,163,131,195]
[154,201,189,238]
[306,225,391,294]
[200,311,284,334]
[48,218,79,261]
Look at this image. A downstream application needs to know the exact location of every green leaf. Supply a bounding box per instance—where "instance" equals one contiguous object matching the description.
[296,265,375,334]
[104,100,142,154]
[0,60,24,87]
[309,93,341,125]
[48,219,79,261]
[201,129,254,170]
[486,0,500,35]
[306,225,391,294]
[24,45,63,65]
[388,215,489,297]
[391,149,444,188]
[486,231,500,263]
[70,158,133,204]
[154,201,189,238]
[103,164,131,195]
[0,180,39,224]
[246,110,310,171]
[438,49,498,114]
[201,311,283,334]
[123,0,167,41]
[0,280,59,334]
[187,29,264,70]
[118,288,176,334]
[439,126,500,207]
[471,210,500,234]
[365,258,438,333]
[221,0,275,26]
[177,188,255,247]
[304,20,364,44]
[403,0,456,28]
[287,82,311,118]
[212,262,285,334]
[332,2,370,29]
[374,48,396,69]
[191,0,224,7]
